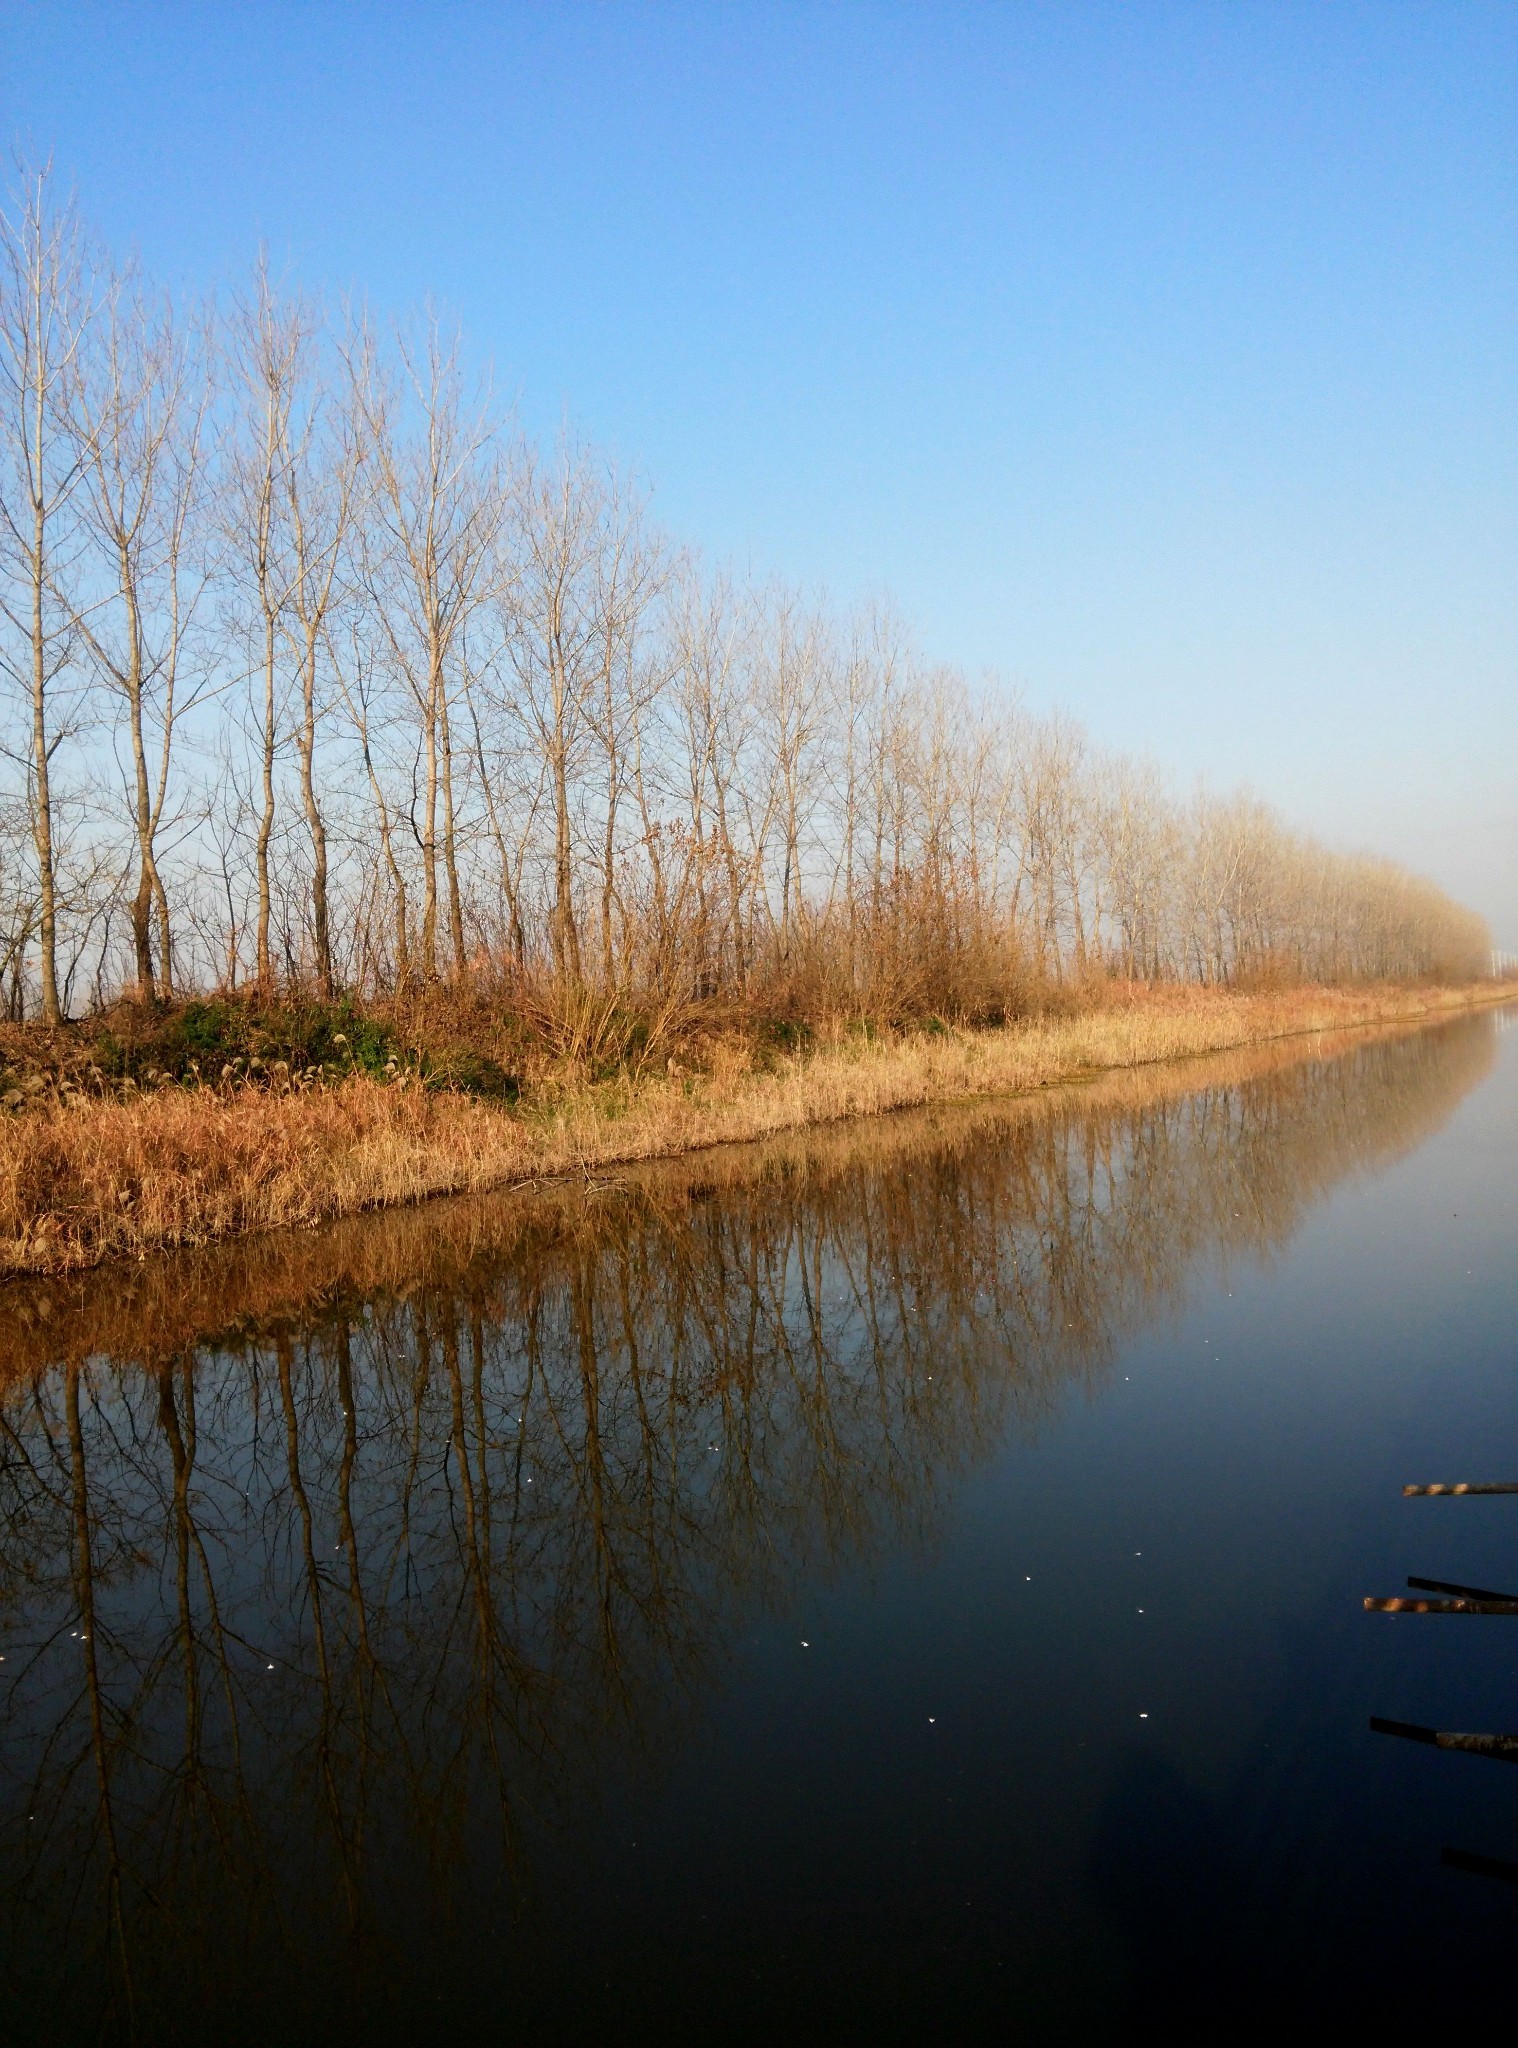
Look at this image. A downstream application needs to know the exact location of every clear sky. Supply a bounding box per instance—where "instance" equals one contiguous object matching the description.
[5,1,1515,938]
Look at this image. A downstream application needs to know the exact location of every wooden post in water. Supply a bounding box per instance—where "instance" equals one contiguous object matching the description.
[1363,1596,1518,1614]
[1403,1482,1518,1496]
[1370,1717,1518,1762]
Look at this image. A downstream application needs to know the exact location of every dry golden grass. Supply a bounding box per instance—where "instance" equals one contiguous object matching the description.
[2,999,1495,1384]
[0,980,1505,1278]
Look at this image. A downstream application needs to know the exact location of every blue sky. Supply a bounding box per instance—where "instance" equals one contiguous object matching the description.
[5,1,1515,936]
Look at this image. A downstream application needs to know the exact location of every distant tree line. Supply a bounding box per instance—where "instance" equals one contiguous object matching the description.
[0,165,1490,1027]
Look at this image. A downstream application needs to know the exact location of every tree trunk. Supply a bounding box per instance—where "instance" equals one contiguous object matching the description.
[255,610,276,987]
[297,623,332,995]
[439,676,465,975]
[420,647,440,979]
[30,491,61,1023]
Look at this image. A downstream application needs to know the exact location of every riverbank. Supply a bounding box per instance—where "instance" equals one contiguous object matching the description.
[0,982,1506,1277]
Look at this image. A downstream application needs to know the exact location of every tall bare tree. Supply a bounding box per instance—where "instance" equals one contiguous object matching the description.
[281,296,359,996]
[226,258,303,989]
[71,259,211,1002]
[350,314,500,979]
[0,162,95,1021]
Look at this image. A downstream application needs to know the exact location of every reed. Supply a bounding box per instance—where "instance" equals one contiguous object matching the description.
[0,981,1504,1278]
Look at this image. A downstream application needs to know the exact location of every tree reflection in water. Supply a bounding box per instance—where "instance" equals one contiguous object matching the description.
[0,1015,1496,2041]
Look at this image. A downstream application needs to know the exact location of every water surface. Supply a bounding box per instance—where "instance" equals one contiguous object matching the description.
[2,1010,1516,2041]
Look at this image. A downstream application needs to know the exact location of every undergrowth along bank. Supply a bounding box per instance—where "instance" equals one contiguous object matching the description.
[0,982,1506,1279]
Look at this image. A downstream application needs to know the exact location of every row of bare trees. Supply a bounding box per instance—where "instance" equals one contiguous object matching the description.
[0,165,1490,1027]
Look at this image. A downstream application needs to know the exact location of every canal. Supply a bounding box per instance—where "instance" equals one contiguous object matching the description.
[1,1008,1514,2039]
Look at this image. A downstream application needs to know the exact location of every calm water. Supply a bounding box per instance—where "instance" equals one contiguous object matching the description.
[1,1010,1516,2042]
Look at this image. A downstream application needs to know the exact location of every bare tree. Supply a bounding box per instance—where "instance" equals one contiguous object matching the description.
[279,291,360,996]
[503,434,605,986]
[349,313,500,980]
[0,161,96,1021]
[71,257,211,1002]
[226,257,302,990]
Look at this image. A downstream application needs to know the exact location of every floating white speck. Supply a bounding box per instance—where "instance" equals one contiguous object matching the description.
[801,1640,810,1648]
[929,1718,935,1724]
[267,1663,274,1670]
[1139,1712,1148,1719]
